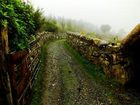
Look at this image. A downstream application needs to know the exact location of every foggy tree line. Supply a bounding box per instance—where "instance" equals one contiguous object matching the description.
[0,0,126,52]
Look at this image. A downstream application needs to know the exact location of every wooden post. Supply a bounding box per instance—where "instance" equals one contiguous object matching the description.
[1,27,9,53]
[0,25,13,105]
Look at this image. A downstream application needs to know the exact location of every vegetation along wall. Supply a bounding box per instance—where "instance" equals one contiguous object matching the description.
[66,24,140,85]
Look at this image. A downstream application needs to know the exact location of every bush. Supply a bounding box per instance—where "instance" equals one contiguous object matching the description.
[0,0,89,51]
[33,8,46,33]
[0,0,35,51]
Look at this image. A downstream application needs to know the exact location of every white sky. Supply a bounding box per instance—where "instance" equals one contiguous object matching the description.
[31,0,140,33]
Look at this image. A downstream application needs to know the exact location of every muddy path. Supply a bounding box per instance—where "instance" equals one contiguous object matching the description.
[31,40,140,105]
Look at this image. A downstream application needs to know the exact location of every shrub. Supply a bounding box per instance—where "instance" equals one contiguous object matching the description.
[0,0,35,51]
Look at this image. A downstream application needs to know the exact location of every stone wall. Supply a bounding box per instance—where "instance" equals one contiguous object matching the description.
[0,32,66,105]
[66,32,130,84]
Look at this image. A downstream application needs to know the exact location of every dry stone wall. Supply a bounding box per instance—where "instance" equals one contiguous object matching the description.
[66,32,130,84]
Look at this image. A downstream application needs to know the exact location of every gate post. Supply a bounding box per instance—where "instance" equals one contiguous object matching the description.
[0,23,13,105]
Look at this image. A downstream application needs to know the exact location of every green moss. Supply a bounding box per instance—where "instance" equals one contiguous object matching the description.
[63,42,103,81]
[30,41,48,105]
[63,41,121,104]
[60,60,78,105]
[63,41,121,87]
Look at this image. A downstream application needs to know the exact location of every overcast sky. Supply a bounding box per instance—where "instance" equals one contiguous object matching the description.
[31,0,140,33]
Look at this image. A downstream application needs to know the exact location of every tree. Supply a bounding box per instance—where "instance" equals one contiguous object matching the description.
[100,24,111,33]
[45,21,59,32]
[33,8,46,33]
[66,20,73,31]
[59,17,66,32]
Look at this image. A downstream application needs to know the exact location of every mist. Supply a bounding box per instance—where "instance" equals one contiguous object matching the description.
[31,0,140,38]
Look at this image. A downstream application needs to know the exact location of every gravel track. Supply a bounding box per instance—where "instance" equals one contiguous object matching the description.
[40,40,122,105]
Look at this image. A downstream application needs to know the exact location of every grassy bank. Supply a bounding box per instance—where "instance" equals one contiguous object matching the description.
[63,41,122,104]
[63,41,121,88]
[30,41,49,105]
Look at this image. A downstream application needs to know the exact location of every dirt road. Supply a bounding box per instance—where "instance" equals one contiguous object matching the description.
[39,40,120,105]
[31,40,140,105]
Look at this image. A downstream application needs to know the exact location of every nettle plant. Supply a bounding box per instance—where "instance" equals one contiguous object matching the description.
[0,0,35,51]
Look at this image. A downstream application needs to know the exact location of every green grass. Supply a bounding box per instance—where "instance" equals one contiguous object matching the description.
[63,41,121,87]
[63,41,122,104]
[30,41,49,105]
[60,57,78,105]
[63,42,104,82]
[30,39,121,105]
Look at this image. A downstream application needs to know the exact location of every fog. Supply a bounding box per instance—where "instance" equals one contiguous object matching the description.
[31,0,140,36]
